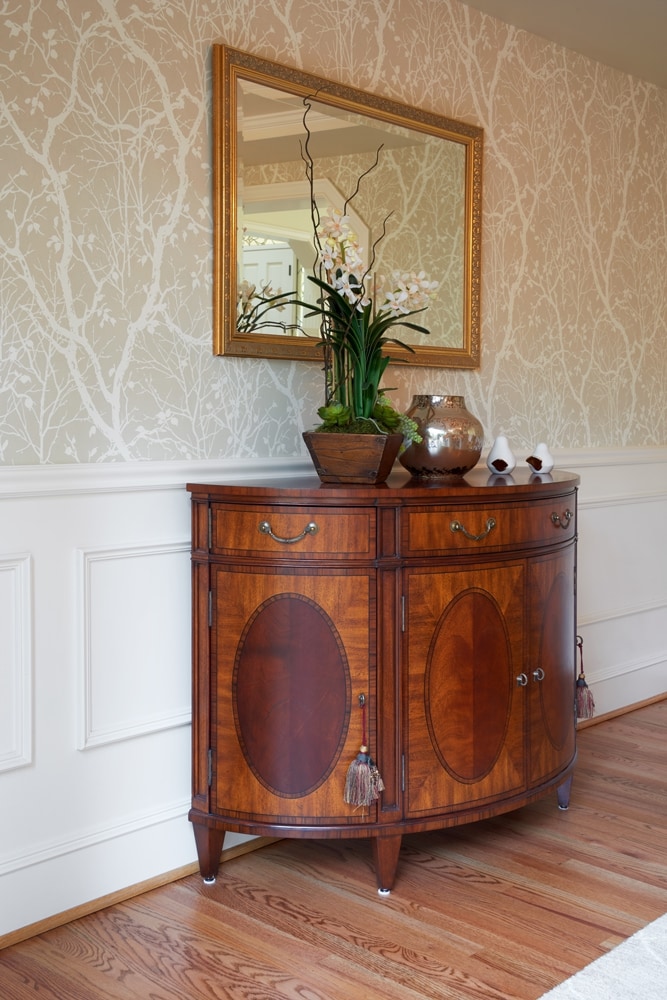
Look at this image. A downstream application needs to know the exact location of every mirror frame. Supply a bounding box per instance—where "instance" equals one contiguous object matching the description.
[212,44,483,368]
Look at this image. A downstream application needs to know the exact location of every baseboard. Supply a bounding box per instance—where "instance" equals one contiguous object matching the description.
[577,691,667,729]
[0,836,281,951]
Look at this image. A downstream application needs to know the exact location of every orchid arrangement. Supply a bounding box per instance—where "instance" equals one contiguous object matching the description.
[305,206,438,437]
[284,86,439,440]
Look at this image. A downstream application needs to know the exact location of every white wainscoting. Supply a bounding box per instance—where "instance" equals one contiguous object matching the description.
[560,447,667,716]
[0,457,306,939]
[0,450,665,938]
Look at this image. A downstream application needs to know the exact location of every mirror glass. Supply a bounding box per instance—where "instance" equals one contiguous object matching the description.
[213,46,483,368]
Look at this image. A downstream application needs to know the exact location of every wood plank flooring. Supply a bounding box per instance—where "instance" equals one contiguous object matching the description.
[1,700,665,999]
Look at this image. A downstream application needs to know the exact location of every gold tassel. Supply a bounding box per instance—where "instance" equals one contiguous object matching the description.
[344,696,384,808]
[344,745,385,807]
[576,635,595,720]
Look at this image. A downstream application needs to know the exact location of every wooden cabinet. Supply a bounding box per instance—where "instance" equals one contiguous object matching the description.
[188,467,579,892]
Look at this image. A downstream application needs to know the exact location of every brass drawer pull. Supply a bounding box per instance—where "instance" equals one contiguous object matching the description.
[551,509,573,529]
[258,520,319,544]
[450,516,496,541]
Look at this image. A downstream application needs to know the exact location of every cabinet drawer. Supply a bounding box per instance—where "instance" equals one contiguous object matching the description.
[403,496,576,555]
[210,504,376,560]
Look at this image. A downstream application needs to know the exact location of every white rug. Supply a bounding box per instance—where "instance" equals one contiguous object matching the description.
[539,913,667,999]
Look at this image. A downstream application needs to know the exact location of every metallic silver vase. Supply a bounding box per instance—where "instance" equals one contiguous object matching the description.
[399,394,484,478]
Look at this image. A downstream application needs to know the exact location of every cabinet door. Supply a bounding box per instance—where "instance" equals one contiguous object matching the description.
[527,547,577,786]
[404,563,526,818]
[211,564,377,826]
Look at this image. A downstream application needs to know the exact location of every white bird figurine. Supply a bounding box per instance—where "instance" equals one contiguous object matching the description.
[526,442,554,474]
[487,435,516,474]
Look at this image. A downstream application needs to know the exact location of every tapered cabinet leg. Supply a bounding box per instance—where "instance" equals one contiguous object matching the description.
[192,822,225,882]
[557,774,573,810]
[372,834,402,893]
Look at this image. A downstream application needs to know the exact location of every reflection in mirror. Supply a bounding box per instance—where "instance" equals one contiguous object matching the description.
[213,46,482,368]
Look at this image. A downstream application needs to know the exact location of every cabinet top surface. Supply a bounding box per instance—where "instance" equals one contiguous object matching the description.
[187,466,579,504]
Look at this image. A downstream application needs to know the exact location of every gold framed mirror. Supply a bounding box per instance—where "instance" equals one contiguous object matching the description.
[213,45,482,368]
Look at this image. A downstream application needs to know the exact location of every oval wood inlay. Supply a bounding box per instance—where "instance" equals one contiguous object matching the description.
[426,589,512,782]
[233,593,350,797]
[539,572,574,750]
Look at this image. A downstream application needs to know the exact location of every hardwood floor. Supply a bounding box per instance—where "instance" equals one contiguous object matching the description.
[1,700,665,999]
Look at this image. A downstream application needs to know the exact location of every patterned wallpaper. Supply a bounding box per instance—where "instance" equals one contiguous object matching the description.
[1,0,665,463]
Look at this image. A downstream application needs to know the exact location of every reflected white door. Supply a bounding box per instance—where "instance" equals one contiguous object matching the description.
[242,244,297,334]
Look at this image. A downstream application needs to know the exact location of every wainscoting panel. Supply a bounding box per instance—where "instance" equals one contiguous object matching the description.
[79,542,191,749]
[0,452,664,939]
[0,554,32,773]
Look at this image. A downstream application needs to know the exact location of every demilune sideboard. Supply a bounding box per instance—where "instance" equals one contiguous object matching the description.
[187,466,579,893]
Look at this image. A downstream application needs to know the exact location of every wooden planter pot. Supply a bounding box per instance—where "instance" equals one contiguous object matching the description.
[303,431,403,485]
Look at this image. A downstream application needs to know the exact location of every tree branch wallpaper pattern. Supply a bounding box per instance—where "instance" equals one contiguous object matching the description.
[1,0,665,464]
